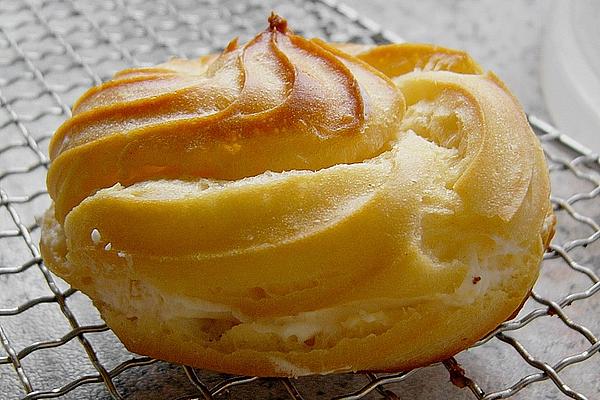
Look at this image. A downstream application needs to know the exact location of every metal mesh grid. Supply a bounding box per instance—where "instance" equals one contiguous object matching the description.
[0,0,598,398]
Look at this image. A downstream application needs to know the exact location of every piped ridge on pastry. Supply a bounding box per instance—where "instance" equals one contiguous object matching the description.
[41,14,554,377]
[47,14,404,223]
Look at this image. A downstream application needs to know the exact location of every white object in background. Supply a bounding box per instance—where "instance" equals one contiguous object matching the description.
[541,0,600,151]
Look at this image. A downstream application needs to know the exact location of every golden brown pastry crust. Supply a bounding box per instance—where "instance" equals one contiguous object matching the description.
[47,19,403,223]
[41,15,554,377]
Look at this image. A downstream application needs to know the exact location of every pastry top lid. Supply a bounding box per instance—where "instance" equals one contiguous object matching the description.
[49,13,404,175]
[46,13,542,228]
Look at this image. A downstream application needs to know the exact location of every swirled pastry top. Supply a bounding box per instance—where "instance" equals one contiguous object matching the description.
[41,14,553,377]
[47,15,404,223]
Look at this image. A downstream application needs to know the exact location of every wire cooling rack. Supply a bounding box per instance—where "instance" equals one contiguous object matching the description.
[0,0,599,399]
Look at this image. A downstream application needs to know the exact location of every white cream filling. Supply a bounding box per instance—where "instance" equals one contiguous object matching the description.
[439,236,526,306]
[93,251,520,344]
[95,278,248,323]
[269,357,314,376]
[87,235,525,349]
